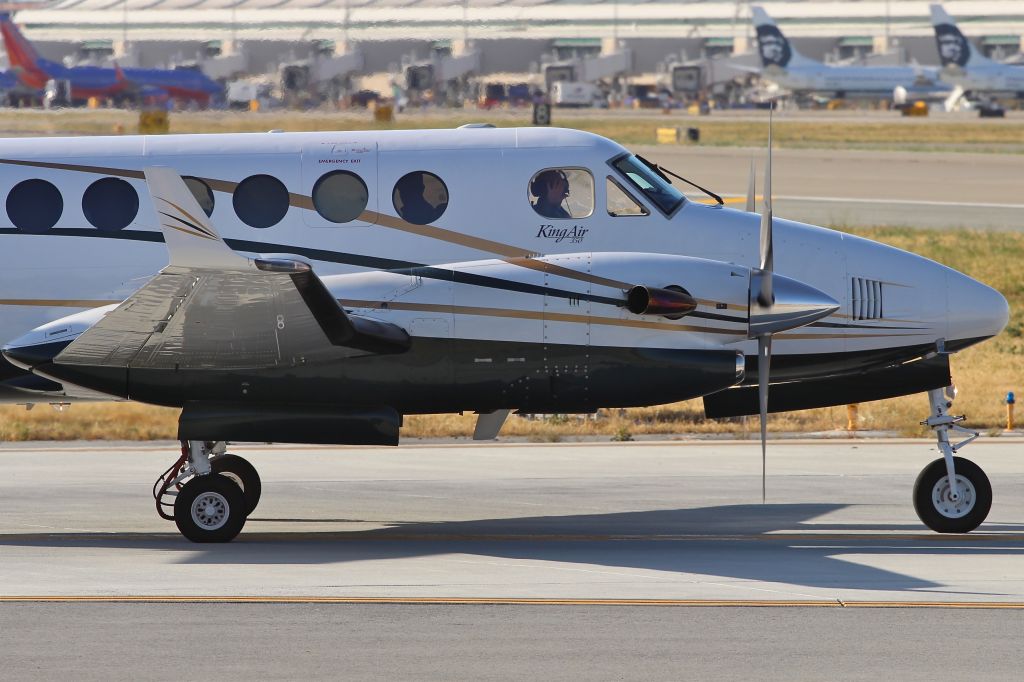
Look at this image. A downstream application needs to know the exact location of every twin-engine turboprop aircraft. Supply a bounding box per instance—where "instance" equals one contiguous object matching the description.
[0,126,1008,542]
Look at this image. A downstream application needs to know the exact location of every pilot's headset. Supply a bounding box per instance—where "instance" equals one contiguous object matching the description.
[530,169,569,200]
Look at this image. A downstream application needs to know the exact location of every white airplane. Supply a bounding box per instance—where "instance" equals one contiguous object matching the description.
[930,4,1024,98]
[751,5,951,101]
[0,125,1008,542]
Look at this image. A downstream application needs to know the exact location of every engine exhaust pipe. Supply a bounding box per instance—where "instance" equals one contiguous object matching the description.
[626,285,697,319]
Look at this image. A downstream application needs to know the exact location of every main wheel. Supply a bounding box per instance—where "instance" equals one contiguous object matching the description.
[174,473,247,543]
[913,456,992,534]
[211,454,262,515]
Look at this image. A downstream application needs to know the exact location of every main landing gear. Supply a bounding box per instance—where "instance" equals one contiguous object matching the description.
[153,441,262,542]
[913,386,992,533]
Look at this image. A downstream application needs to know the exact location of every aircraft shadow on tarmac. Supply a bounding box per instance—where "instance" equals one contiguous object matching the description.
[4,504,1024,595]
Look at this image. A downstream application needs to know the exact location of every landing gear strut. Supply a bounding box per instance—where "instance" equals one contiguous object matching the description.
[153,440,261,542]
[913,386,992,533]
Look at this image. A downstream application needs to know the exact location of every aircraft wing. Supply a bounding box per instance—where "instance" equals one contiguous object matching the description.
[54,167,409,372]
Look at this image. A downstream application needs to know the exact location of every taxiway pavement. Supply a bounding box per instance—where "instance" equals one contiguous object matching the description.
[1,439,1023,603]
[3,603,1022,681]
[641,146,1024,230]
[3,439,1024,680]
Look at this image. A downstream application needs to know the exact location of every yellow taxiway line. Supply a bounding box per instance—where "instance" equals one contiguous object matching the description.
[2,596,1024,608]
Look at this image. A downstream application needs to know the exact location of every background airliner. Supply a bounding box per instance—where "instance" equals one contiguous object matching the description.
[930,4,1024,98]
[0,13,221,105]
[751,5,951,101]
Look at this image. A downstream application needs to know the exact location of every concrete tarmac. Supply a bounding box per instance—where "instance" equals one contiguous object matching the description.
[2,604,1022,681]
[2,439,1023,602]
[640,146,1024,230]
[3,439,1024,680]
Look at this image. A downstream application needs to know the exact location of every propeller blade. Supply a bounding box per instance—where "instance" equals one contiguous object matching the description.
[746,159,756,213]
[755,104,777,503]
[757,103,774,306]
[758,334,772,504]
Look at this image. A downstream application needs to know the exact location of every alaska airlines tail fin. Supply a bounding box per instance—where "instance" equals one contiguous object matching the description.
[750,6,818,69]
[930,4,996,68]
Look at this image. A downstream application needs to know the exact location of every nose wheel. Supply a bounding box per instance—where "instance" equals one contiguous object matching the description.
[153,440,261,543]
[913,456,992,533]
[914,386,991,533]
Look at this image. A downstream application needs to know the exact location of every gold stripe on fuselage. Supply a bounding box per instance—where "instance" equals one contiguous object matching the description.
[339,298,735,336]
[0,298,118,308]
[0,158,636,293]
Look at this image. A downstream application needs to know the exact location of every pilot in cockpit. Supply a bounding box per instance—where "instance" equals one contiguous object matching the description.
[530,169,571,219]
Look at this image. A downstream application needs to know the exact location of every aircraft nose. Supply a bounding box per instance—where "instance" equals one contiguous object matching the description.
[947,269,1009,343]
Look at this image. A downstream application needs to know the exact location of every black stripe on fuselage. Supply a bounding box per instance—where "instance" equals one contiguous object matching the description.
[1,227,749,320]
[1,228,932,331]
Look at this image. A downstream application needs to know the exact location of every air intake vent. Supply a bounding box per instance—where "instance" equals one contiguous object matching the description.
[851,277,883,320]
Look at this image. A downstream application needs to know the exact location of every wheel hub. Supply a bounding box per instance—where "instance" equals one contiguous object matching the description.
[191,491,229,530]
[932,475,976,519]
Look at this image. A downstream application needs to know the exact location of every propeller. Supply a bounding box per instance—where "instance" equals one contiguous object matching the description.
[745,159,756,213]
[744,104,839,503]
[755,104,774,503]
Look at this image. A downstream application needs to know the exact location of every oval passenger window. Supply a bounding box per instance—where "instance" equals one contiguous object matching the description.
[183,176,215,217]
[312,171,368,223]
[392,171,448,225]
[82,177,139,232]
[7,179,63,233]
[233,174,289,228]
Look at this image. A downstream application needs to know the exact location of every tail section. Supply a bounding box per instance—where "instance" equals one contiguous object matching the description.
[0,13,51,87]
[750,6,817,69]
[930,4,995,68]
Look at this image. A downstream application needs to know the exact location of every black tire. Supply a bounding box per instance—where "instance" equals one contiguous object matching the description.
[174,473,247,543]
[211,454,262,515]
[913,456,992,534]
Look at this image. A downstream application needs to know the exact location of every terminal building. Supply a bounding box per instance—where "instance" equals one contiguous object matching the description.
[2,1,1023,102]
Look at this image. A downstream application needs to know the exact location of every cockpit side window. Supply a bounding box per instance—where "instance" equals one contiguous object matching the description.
[606,177,649,217]
[528,168,594,220]
[610,154,685,216]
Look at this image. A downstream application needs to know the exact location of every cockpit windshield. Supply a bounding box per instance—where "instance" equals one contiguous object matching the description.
[611,154,686,216]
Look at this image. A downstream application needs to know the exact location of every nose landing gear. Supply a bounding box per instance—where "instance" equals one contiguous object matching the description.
[913,387,991,533]
[153,440,262,542]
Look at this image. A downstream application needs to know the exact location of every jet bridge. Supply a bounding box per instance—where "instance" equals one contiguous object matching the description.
[280,41,364,106]
[542,47,632,91]
[159,42,250,81]
[401,45,481,106]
